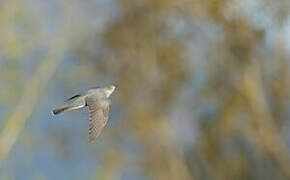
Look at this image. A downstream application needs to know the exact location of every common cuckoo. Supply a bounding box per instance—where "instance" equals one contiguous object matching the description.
[52,85,117,142]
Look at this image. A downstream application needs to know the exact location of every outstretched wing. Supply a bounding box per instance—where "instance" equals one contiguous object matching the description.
[86,97,111,142]
[65,94,81,102]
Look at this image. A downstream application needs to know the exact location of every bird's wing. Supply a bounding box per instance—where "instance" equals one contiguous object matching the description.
[64,94,81,102]
[86,97,110,142]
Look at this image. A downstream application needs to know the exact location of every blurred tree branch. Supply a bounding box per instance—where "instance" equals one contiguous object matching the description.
[0,37,66,162]
[0,0,77,163]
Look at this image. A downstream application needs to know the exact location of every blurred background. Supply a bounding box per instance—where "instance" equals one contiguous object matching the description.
[0,0,290,179]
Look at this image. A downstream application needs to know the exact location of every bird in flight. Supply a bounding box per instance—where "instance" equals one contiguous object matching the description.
[52,85,118,142]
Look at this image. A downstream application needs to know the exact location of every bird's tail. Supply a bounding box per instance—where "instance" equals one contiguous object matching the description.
[52,104,83,115]
[52,106,71,115]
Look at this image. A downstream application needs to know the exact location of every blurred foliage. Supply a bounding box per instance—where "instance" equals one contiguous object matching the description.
[0,0,290,179]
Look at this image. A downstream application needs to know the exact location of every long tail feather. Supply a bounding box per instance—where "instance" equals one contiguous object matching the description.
[52,106,72,115]
[52,103,85,115]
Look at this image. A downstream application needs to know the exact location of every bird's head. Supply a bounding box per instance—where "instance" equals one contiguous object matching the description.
[104,84,118,98]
